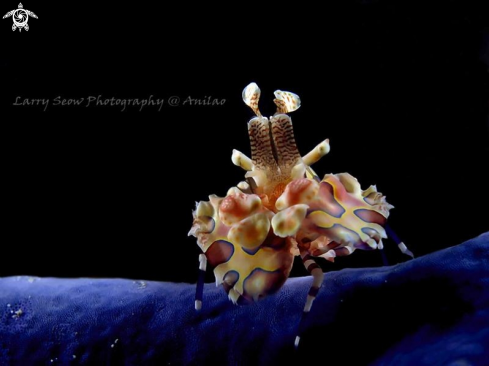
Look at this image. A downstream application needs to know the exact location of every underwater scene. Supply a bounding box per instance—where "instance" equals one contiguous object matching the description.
[1,2,488,365]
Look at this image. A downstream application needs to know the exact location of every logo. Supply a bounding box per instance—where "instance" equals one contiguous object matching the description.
[3,3,37,32]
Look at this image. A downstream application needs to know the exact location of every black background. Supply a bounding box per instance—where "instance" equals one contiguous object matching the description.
[1,1,488,283]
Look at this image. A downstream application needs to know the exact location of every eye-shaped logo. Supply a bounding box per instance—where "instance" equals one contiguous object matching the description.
[3,3,37,32]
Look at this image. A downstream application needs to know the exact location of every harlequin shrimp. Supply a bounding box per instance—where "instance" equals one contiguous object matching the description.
[188,82,412,347]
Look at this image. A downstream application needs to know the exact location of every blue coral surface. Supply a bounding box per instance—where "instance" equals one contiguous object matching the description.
[1,232,488,365]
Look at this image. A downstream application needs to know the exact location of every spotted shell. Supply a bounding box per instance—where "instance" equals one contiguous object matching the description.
[275,174,392,261]
[189,188,295,303]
